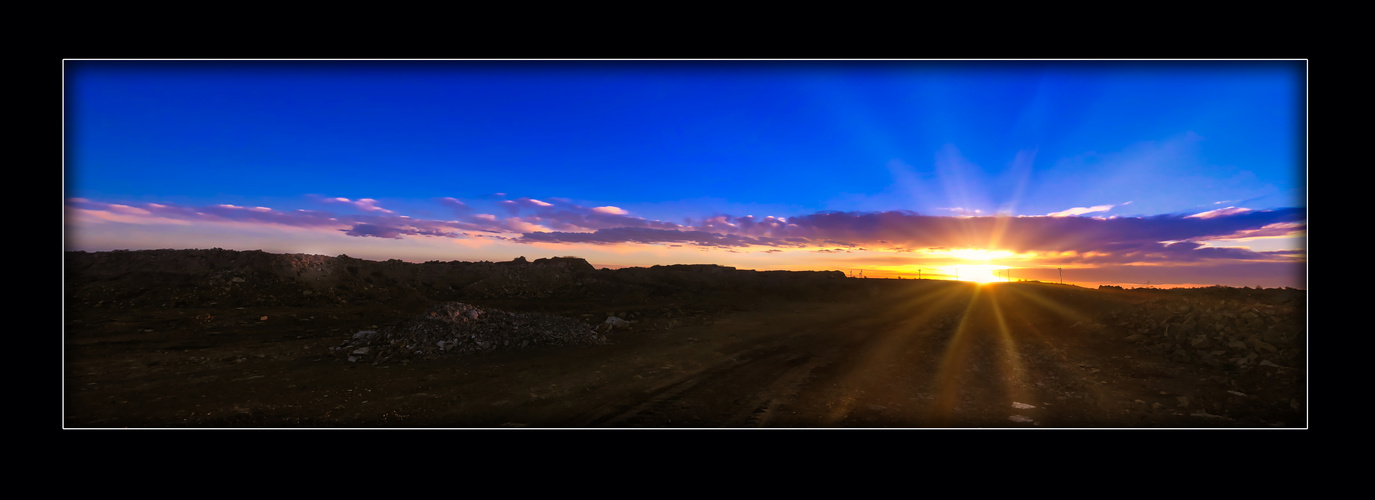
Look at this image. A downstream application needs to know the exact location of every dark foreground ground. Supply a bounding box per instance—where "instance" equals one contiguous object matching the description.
[64,249,1306,429]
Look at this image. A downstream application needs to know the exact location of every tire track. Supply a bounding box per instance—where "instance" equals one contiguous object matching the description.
[577,344,816,427]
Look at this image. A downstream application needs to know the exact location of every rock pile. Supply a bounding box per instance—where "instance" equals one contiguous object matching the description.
[334,302,607,364]
[1095,294,1304,373]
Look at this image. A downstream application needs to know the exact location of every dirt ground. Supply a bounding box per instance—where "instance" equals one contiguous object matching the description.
[63,252,1306,429]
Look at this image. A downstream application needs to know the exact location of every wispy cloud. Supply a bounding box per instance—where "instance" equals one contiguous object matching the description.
[322,196,394,214]
[1046,204,1117,217]
[517,227,795,248]
[438,197,471,212]
[1187,206,1251,219]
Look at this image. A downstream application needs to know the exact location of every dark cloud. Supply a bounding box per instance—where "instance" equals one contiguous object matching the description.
[342,223,405,239]
[516,206,1304,266]
[718,208,1305,258]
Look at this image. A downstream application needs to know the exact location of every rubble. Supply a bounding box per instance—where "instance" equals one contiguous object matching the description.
[1100,289,1304,375]
[336,302,607,364]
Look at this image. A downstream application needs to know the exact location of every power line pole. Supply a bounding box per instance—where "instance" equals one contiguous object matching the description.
[1059,267,1063,284]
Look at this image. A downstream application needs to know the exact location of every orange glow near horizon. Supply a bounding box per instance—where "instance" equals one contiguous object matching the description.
[941,264,1009,284]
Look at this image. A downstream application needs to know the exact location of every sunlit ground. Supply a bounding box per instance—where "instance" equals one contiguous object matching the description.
[818,279,1121,426]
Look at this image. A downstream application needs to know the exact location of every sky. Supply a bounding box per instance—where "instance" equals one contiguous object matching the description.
[63,60,1307,289]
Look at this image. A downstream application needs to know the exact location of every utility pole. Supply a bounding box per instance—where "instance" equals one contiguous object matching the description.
[1059,267,1063,284]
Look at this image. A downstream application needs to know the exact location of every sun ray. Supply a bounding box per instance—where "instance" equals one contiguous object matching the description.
[822,280,966,425]
[987,287,1034,413]
[928,283,984,424]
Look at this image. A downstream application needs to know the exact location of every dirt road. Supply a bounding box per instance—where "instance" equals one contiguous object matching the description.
[64,278,1305,428]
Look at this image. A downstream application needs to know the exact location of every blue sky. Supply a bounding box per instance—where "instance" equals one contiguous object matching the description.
[64,60,1307,288]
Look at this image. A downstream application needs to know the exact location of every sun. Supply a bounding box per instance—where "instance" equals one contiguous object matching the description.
[941,264,1009,284]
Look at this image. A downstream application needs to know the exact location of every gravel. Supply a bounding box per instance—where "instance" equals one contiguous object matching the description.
[337,302,607,363]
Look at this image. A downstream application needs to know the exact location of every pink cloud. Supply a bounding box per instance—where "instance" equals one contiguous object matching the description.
[1188,206,1251,219]
[321,196,394,213]
[1046,204,1116,217]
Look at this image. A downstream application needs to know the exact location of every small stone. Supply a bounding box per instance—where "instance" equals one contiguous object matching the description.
[1009,415,1034,423]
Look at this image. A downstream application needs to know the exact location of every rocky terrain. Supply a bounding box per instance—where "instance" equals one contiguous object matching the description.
[63,249,1307,428]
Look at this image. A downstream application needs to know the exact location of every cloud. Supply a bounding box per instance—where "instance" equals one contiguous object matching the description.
[341,223,405,239]
[1046,204,1117,217]
[757,208,1306,258]
[67,193,1306,269]
[1188,206,1252,219]
[509,207,1305,265]
[941,207,984,217]
[480,197,684,233]
[341,221,466,240]
[322,196,394,214]
[66,198,489,242]
[517,227,794,248]
[438,197,471,212]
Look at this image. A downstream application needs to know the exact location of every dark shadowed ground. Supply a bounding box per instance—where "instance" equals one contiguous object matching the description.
[64,250,1306,429]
